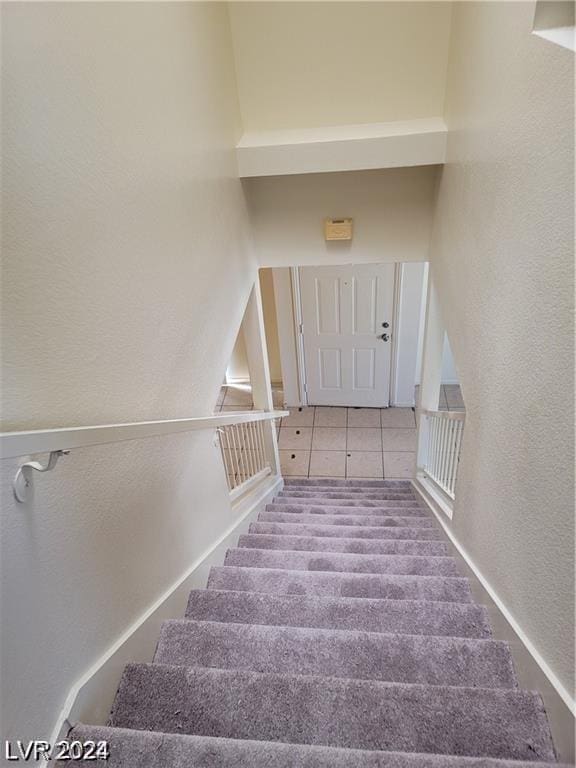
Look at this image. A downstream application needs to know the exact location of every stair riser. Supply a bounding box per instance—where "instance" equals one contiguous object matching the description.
[207,566,473,603]
[110,665,555,761]
[185,590,493,639]
[279,491,420,500]
[250,521,445,541]
[223,548,461,577]
[284,479,413,488]
[155,620,517,688]
[278,492,421,502]
[238,534,450,557]
[260,512,436,528]
[283,484,418,493]
[67,727,571,768]
[276,497,425,508]
[268,503,429,517]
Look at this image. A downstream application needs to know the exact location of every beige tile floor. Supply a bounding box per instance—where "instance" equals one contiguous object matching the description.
[215,383,464,480]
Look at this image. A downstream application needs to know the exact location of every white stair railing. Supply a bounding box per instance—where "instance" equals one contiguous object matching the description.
[421,410,465,500]
[1,409,288,504]
[217,417,275,499]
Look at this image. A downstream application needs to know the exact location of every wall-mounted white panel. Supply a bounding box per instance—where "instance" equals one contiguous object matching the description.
[245,166,438,268]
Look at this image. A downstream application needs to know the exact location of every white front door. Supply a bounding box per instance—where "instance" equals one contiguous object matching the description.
[299,264,395,407]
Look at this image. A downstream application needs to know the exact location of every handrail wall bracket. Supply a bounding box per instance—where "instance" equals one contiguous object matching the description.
[13,450,70,504]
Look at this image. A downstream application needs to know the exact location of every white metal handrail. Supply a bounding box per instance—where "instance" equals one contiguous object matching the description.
[0,410,288,460]
[1,409,288,503]
[421,409,465,500]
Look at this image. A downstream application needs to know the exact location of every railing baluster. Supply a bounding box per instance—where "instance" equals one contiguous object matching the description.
[422,410,465,501]
[258,416,266,469]
[443,420,451,489]
[449,421,457,490]
[229,425,241,488]
[441,419,451,491]
[437,418,445,485]
[243,422,252,477]
[427,418,435,476]
[236,424,247,484]
[433,417,442,480]
[220,428,233,491]
[246,422,256,478]
[452,420,464,496]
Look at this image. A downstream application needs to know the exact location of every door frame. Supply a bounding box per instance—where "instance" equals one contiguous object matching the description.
[290,266,309,406]
[287,264,402,408]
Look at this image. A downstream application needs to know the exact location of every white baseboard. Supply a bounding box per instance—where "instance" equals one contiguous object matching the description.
[414,471,453,520]
[49,474,282,746]
[412,477,575,717]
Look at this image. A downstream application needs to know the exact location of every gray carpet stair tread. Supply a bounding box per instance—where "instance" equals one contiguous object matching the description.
[283,485,418,495]
[92,475,560,765]
[260,511,436,528]
[274,496,425,508]
[250,520,445,540]
[109,664,556,761]
[223,547,461,577]
[284,479,414,487]
[238,533,450,557]
[185,589,493,638]
[278,491,421,501]
[70,726,566,768]
[268,502,430,516]
[154,619,516,688]
[207,565,472,602]
[278,491,423,502]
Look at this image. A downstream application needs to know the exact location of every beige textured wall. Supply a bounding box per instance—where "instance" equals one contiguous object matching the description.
[245,167,438,267]
[1,2,254,430]
[229,1,452,131]
[227,329,250,381]
[226,269,282,384]
[259,268,283,384]
[1,2,255,744]
[430,2,574,698]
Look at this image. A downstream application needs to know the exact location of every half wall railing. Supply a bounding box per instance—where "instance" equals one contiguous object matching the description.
[0,409,288,503]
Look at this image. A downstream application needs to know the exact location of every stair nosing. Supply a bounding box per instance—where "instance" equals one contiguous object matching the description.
[225,546,459,564]
[211,564,470,582]
[117,661,539,699]
[159,617,507,650]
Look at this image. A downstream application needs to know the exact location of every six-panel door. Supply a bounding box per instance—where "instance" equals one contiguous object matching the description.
[299,264,395,406]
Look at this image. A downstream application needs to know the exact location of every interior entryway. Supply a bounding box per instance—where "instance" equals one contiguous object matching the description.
[267,262,452,411]
[299,264,395,407]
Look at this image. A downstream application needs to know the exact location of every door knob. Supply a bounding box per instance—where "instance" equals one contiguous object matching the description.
[379,333,389,342]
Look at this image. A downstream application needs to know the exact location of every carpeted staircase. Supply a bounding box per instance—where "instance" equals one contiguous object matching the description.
[70,478,562,766]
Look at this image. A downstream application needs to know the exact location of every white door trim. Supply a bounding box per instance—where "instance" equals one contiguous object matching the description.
[291,267,308,406]
[389,263,402,407]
